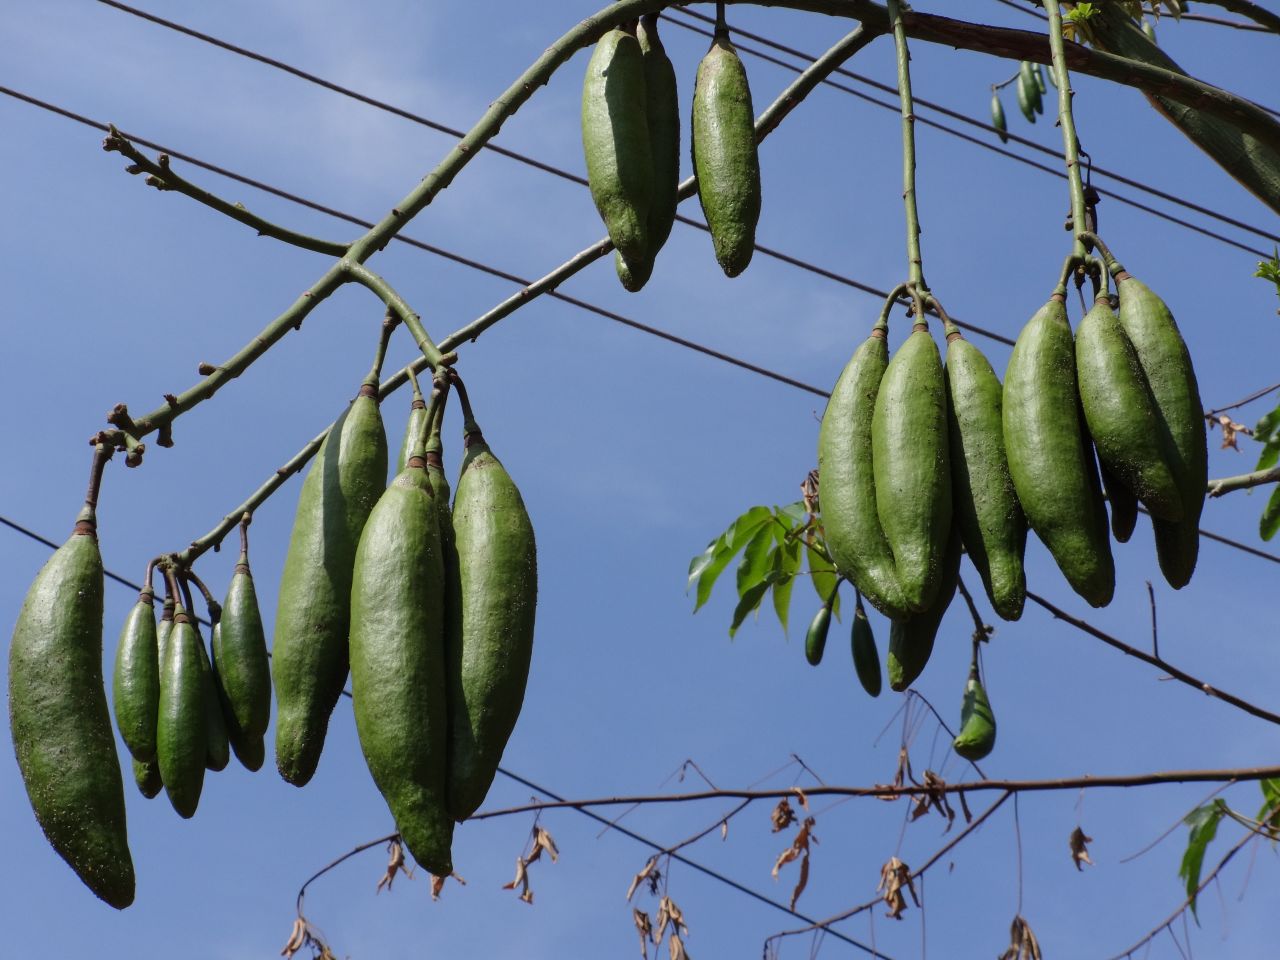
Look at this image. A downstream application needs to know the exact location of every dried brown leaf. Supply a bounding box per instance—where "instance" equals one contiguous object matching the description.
[1069,826,1094,871]
[531,825,560,863]
[721,820,729,841]
[792,786,810,811]
[280,918,306,958]
[627,856,659,902]
[657,895,689,938]
[376,838,414,894]
[771,817,816,878]
[771,798,797,833]
[789,849,811,911]
[998,915,1043,960]
[431,871,466,901]
[633,909,653,957]
[1210,413,1252,451]
[910,796,932,821]
[669,932,691,960]
[503,855,534,904]
[877,857,917,920]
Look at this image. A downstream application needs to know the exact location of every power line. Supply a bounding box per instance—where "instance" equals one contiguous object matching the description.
[4,84,1277,569]
[95,0,1277,259]
[0,511,889,958]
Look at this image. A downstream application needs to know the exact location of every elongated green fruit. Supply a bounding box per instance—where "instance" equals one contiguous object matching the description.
[1100,462,1139,544]
[447,423,537,821]
[193,620,229,773]
[850,597,881,698]
[132,758,162,800]
[156,595,174,668]
[1033,64,1047,96]
[873,328,952,612]
[1112,268,1207,588]
[886,525,961,692]
[397,393,429,476]
[113,587,160,762]
[1004,295,1115,607]
[817,330,911,619]
[1075,293,1182,520]
[1016,67,1036,123]
[990,92,1009,143]
[616,14,681,292]
[9,510,134,909]
[273,388,388,786]
[945,334,1027,621]
[157,606,206,819]
[692,26,760,278]
[1021,61,1043,115]
[351,465,453,875]
[213,551,271,759]
[952,668,997,761]
[582,26,652,270]
[804,604,831,666]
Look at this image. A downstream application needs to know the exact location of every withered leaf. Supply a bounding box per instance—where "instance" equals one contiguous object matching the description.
[530,825,560,864]
[877,857,917,920]
[502,855,534,904]
[431,871,466,901]
[655,895,689,940]
[721,820,729,841]
[627,856,659,902]
[772,817,817,910]
[1069,826,1094,870]
[998,915,1043,960]
[790,850,811,911]
[910,796,931,821]
[376,838,414,894]
[1210,413,1252,451]
[280,918,306,958]
[669,932,691,960]
[633,909,653,957]
[771,798,797,833]
[792,786,810,811]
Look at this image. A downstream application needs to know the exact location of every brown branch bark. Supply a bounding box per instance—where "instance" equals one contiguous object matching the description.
[1196,0,1280,35]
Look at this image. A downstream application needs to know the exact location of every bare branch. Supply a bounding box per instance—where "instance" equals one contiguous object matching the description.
[1206,465,1280,498]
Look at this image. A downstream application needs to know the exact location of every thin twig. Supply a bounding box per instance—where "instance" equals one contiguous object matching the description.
[1206,464,1280,498]
[1206,380,1280,416]
[1147,581,1159,659]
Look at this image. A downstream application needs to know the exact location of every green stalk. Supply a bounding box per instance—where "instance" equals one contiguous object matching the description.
[363,309,400,387]
[344,262,449,370]
[887,0,927,294]
[1044,1,1088,261]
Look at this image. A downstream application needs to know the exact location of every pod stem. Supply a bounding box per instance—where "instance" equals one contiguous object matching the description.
[363,308,400,388]
[448,369,483,441]
[874,282,911,336]
[1076,230,1124,277]
[183,566,221,625]
[887,0,927,294]
[926,292,961,341]
[406,366,425,406]
[238,512,252,566]
[142,556,160,597]
[410,380,451,465]
[76,442,115,533]
[1054,253,1083,297]
[161,564,185,615]
[715,1,726,34]
[1044,1,1088,262]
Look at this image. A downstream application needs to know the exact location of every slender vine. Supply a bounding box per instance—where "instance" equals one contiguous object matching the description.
[1044,0,1088,262]
[887,0,927,296]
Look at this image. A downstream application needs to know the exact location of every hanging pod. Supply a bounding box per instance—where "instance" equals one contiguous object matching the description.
[132,758,163,800]
[804,603,832,666]
[945,332,1027,621]
[817,321,912,620]
[1003,293,1114,607]
[9,505,134,909]
[1020,61,1043,116]
[1109,263,1207,588]
[157,597,207,819]
[952,665,997,761]
[1100,461,1139,544]
[886,524,962,692]
[990,92,1009,144]
[396,380,430,476]
[616,13,681,292]
[112,585,161,763]
[192,615,230,773]
[212,523,272,773]
[872,324,953,613]
[1016,67,1037,124]
[446,382,537,822]
[1075,291,1182,521]
[691,21,761,277]
[850,596,882,698]
[273,384,388,786]
[582,24,653,275]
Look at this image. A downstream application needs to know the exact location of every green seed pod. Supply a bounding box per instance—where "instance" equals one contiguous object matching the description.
[350,465,453,876]
[804,604,831,666]
[229,730,266,772]
[112,587,160,763]
[582,26,653,270]
[157,605,206,819]
[945,334,1027,622]
[616,13,681,292]
[156,595,175,668]
[132,758,163,800]
[1112,269,1206,588]
[990,92,1009,144]
[1033,64,1047,96]
[397,391,430,477]
[1016,67,1037,124]
[886,525,962,692]
[193,618,229,773]
[213,547,272,765]
[952,667,997,761]
[850,597,881,698]
[273,387,388,786]
[1021,61,1044,115]
[9,511,134,909]
[1003,295,1114,607]
[872,328,952,612]
[446,419,538,822]
[691,26,761,278]
[1076,292,1182,521]
[1101,461,1139,544]
[817,329,912,620]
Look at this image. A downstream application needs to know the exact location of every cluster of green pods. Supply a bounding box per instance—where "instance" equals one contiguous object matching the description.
[581,13,759,289]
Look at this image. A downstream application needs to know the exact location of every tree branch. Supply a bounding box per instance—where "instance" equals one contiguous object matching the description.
[467,764,1280,820]
[1207,465,1280,497]
[102,127,349,256]
[1195,0,1280,35]
[342,261,451,369]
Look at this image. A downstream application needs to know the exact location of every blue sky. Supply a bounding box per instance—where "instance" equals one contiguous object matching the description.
[3,2,1280,957]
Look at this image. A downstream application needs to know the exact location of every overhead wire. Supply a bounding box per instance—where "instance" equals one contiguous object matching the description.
[3,84,1278,568]
[94,0,1278,258]
[0,510,890,958]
